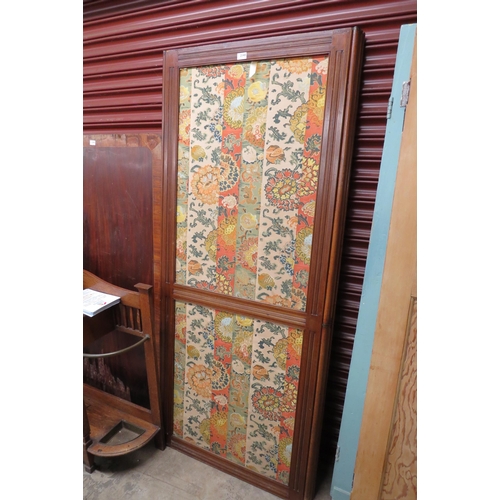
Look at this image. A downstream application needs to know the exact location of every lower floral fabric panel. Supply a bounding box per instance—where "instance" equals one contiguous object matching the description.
[173,301,303,485]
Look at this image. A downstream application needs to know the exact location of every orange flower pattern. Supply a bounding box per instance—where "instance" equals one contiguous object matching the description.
[173,301,303,485]
[176,57,328,312]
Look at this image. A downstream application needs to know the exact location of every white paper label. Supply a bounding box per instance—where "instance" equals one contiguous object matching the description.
[237,52,247,60]
[89,140,96,146]
[248,62,257,78]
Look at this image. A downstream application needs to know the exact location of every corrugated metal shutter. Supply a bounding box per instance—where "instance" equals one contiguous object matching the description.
[83,0,417,468]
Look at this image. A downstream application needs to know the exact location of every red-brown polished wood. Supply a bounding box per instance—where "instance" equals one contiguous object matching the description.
[83,270,165,472]
[83,133,164,401]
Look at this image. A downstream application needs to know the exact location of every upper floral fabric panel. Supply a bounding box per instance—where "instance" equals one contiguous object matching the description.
[176,57,329,311]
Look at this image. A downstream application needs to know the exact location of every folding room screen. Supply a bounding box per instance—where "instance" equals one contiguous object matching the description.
[160,28,364,500]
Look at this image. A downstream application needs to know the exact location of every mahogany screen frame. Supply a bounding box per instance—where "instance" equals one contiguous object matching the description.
[160,28,364,500]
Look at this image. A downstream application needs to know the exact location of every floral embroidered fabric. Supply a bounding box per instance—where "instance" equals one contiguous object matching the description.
[174,57,328,484]
[173,301,303,484]
[176,57,328,311]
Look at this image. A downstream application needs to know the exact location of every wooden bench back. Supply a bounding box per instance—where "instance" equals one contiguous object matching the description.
[83,269,153,337]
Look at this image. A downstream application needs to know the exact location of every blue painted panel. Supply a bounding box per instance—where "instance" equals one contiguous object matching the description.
[330,23,417,500]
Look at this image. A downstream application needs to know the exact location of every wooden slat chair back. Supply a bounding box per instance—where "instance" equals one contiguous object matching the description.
[83,270,163,472]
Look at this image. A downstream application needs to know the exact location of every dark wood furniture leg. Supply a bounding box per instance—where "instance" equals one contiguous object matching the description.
[83,402,95,473]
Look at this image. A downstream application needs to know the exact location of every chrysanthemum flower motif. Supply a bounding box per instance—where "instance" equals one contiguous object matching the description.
[191,165,220,204]
[224,87,246,128]
[210,410,228,430]
[236,237,258,273]
[214,312,234,343]
[186,364,212,398]
[264,169,301,211]
[248,80,268,102]
[251,386,283,421]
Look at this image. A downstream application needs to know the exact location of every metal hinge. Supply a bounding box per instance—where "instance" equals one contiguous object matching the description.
[335,445,341,462]
[388,80,411,121]
[386,97,394,120]
[401,80,411,107]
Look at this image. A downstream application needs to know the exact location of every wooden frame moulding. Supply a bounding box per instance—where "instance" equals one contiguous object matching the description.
[160,29,364,500]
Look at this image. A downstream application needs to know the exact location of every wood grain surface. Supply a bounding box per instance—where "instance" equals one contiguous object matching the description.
[380,298,417,499]
[351,29,416,500]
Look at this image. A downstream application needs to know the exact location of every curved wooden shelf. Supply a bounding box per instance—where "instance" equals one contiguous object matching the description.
[84,384,159,458]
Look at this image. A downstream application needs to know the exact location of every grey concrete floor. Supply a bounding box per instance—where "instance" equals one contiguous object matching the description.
[83,441,333,500]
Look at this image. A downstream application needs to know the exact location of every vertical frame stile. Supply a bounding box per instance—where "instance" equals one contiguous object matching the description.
[304,29,365,500]
[161,29,363,500]
[323,27,365,322]
[162,49,180,444]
